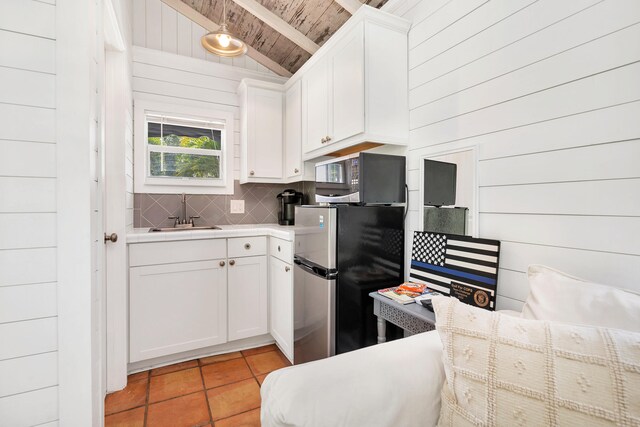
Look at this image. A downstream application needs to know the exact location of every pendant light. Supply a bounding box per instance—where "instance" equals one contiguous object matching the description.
[201,0,248,57]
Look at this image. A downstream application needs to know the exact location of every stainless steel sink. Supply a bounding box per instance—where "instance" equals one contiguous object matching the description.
[148,226,221,232]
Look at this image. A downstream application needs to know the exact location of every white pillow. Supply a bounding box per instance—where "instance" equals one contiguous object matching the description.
[432,296,640,426]
[521,264,640,332]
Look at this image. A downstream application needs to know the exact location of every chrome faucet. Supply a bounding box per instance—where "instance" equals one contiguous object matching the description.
[168,193,199,227]
[181,193,188,224]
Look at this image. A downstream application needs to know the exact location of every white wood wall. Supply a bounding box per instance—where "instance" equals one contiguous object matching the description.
[133,0,274,74]
[396,0,640,311]
[126,98,135,230]
[0,0,59,425]
[117,1,135,231]
[132,46,286,182]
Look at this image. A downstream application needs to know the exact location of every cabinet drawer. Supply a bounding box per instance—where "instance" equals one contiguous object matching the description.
[228,236,267,258]
[270,237,292,263]
[129,239,227,267]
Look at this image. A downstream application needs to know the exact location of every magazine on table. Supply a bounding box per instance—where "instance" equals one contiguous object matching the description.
[378,282,437,305]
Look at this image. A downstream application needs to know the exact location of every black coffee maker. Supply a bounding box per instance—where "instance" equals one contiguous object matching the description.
[277,189,303,225]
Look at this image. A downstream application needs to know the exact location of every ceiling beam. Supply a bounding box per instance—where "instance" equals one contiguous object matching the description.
[334,0,362,14]
[230,0,319,55]
[161,0,293,77]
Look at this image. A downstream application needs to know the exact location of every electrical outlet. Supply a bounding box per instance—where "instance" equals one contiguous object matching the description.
[230,199,245,214]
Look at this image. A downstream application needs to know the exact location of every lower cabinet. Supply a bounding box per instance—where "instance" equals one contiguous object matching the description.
[129,260,228,363]
[227,255,268,341]
[269,256,294,362]
[128,235,294,365]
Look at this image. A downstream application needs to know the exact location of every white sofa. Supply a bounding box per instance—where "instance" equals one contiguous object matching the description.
[261,330,446,427]
[260,265,640,427]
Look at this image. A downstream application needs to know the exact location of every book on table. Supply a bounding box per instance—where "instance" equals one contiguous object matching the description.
[378,282,428,305]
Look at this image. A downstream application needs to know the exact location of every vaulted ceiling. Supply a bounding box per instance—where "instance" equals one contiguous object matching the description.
[178,0,388,75]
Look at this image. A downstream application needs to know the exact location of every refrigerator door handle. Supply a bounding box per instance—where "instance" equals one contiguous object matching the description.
[294,256,337,280]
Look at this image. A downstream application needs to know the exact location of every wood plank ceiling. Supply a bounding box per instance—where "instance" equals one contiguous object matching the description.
[180,0,388,74]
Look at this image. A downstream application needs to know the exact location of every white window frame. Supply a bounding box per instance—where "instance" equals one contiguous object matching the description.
[134,99,235,194]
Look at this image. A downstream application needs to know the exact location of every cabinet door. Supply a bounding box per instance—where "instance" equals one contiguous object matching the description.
[285,80,303,180]
[129,260,227,362]
[303,58,329,153]
[228,255,268,341]
[247,87,283,179]
[269,256,294,362]
[332,22,365,142]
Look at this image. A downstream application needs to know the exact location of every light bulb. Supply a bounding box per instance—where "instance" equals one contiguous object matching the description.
[217,34,231,48]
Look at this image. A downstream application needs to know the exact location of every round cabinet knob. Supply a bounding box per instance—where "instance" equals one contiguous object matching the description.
[229,260,235,266]
[294,168,299,174]
[249,170,255,176]
[104,232,118,243]
[244,243,251,250]
[219,261,226,267]
[285,266,291,272]
[321,137,326,144]
[277,245,281,252]
[326,136,332,142]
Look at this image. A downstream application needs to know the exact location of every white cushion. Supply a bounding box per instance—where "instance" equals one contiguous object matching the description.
[432,296,640,426]
[261,331,445,427]
[521,264,640,332]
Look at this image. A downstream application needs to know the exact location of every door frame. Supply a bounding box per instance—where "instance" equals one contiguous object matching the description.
[103,0,129,393]
[56,0,103,424]
[57,0,129,424]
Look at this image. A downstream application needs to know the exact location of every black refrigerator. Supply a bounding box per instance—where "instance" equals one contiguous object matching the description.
[293,205,404,363]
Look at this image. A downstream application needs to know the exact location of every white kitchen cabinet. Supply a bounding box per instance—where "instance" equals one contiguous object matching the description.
[129,259,227,362]
[238,79,284,183]
[302,58,330,154]
[269,256,294,362]
[128,234,300,365]
[227,255,268,341]
[302,24,365,153]
[293,7,410,160]
[285,80,303,180]
[331,22,365,143]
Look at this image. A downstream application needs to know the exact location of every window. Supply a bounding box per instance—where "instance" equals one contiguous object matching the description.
[147,117,223,179]
[134,101,235,194]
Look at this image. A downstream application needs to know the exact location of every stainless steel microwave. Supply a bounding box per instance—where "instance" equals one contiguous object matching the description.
[314,153,406,204]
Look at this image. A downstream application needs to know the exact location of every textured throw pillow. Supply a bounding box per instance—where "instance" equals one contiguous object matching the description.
[522,265,640,332]
[432,296,640,426]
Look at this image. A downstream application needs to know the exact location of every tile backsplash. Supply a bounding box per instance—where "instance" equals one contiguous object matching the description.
[134,181,316,228]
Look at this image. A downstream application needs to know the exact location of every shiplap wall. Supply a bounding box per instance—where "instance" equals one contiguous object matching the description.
[395,0,640,311]
[132,46,286,182]
[0,0,59,425]
[133,0,274,74]
[126,94,135,230]
[119,1,135,231]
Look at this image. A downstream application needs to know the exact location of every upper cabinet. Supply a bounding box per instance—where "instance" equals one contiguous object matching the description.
[302,59,330,154]
[331,22,365,144]
[238,6,410,182]
[284,80,303,180]
[303,22,365,155]
[296,7,410,160]
[238,80,284,183]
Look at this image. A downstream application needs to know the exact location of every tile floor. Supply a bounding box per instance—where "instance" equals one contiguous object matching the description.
[105,344,291,427]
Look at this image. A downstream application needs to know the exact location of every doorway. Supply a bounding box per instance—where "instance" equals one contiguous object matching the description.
[103,0,129,395]
[420,146,478,237]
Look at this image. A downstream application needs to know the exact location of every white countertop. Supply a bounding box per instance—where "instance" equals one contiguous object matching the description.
[127,223,300,243]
